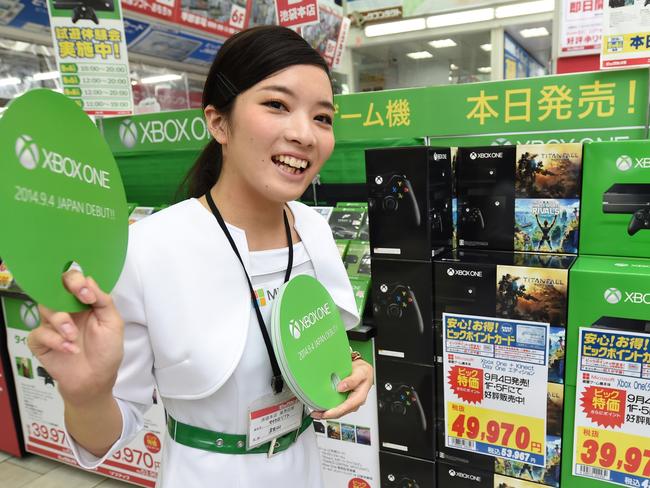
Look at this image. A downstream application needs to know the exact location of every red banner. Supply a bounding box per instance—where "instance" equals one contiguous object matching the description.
[581,386,626,429]
[448,365,484,405]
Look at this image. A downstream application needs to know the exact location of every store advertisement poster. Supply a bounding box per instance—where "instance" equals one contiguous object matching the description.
[602,0,650,69]
[46,0,133,115]
[3,297,166,487]
[121,0,178,22]
[179,0,250,38]
[573,327,650,487]
[443,313,549,467]
[0,0,49,30]
[301,2,345,68]
[559,0,603,56]
[274,0,318,28]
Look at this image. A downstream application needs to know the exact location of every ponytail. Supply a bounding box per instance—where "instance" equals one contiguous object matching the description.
[177,139,222,200]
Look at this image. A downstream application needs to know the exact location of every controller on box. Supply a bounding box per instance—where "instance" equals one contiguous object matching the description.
[369,173,421,226]
[628,208,650,236]
[379,383,427,431]
[385,474,421,488]
[373,283,424,334]
[461,206,485,230]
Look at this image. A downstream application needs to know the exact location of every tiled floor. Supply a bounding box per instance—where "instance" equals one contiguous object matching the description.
[0,451,133,487]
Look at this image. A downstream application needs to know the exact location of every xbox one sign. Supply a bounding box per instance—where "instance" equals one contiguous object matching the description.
[15,135,39,170]
[289,319,301,339]
[289,302,332,340]
[616,155,633,171]
[119,115,210,148]
[604,288,622,304]
[20,301,40,329]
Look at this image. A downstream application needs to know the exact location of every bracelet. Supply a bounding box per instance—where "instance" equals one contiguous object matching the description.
[350,350,363,362]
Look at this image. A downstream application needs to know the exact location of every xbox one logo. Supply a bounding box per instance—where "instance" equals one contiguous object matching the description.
[616,155,633,171]
[470,152,477,160]
[449,469,457,477]
[15,135,40,170]
[491,137,512,146]
[289,319,301,339]
[447,268,455,276]
[20,301,40,329]
[380,284,388,293]
[119,119,138,148]
[375,176,383,185]
[604,287,622,304]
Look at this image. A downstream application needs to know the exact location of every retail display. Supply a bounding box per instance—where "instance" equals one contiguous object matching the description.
[380,451,436,487]
[328,207,366,240]
[343,240,371,277]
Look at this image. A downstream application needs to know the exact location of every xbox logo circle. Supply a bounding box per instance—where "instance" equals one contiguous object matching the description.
[289,319,301,339]
[20,301,40,329]
[384,382,392,391]
[470,152,477,160]
[491,137,511,146]
[15,135,40,170]
[447,268,455,276]
[604,287,622,304]
[616,155,633,171]
[380,284,388,293]
[119,119,138,148]
[375,176,383,185]
[449,470,457,477]
[387,474,395,482]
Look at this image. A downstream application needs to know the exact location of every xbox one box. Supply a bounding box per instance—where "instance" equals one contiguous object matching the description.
[457,144,582,253]
[366,146,453,261]
[376,357,435,461]
[328,207,365,240]
[438,457,562,488]
[380,451,436,488]
[344,240,371,277]
[562,255,650,488]
[580,140,650,258]
[372,259,433,365]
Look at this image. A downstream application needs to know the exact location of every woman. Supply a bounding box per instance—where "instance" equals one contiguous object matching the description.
[27,25,374,487]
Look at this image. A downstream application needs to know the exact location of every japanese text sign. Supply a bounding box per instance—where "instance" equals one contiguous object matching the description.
[443,313,550,467]
[560,0,604,56]
[275,0,319,28]
[602,1,650,69]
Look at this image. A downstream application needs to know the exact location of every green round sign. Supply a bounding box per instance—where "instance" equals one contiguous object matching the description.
[0,89,128,311]
[272,274,352,410]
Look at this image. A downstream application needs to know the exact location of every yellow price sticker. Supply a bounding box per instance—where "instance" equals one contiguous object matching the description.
[447,402,545,462]
[577,427,650,479]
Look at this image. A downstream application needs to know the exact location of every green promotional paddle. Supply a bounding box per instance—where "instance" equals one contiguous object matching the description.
[271,274,352,411]
[0,89,128,311]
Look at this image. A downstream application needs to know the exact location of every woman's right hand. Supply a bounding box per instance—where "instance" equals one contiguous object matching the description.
[27,271,125,406]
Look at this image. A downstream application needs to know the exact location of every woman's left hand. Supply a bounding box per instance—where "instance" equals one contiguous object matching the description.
[311,359,374,420]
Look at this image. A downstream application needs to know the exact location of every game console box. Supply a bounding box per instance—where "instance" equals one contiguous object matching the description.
[457,144,582,253]
[366,146,454,261]
[380,451,436,488]
[581,141,650,258]
[438,460,562,488]
[328,207,365,240]
[376,358,435,460]
[344,240,371,277]
[372,259,433,365]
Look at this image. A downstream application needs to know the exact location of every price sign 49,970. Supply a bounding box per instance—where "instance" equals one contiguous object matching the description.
[446,402,546,467]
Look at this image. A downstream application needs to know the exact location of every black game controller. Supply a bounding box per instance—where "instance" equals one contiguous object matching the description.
[343,254,359,269]
[628,208,650,236]
[37,366,54,386]
[461,207,485,230]
[379,383,427,431]
[385,474,420,488]
[373,283,424,334]
[369,173,421,227]
[72,5,99,23]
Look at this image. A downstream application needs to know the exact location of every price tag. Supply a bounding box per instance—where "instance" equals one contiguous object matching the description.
[447,402,546,465]
[573,327,650,487]
[247,390,303,450]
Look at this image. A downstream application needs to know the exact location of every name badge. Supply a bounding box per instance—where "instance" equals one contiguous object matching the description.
[247,389,303,451]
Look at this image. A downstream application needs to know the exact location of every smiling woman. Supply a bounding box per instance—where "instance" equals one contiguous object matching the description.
[27,25,373,488]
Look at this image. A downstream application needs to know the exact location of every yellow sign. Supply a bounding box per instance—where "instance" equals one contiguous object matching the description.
[576,427,650,479]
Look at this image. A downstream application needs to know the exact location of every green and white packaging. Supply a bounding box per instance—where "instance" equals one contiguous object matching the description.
[344,240,371,277]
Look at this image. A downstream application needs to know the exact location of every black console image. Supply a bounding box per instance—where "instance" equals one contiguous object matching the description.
[592,316,650,334]
[373,283,424,334]
[369,173,421,226]
[378,383,428,431]
[602,183,650,236]
[458,195,514,250]
[53,0,115,24]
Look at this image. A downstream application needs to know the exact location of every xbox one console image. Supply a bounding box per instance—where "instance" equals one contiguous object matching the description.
[380,451,436,488]
[372,259,433,365]
[456,144,582,253]
[366,146,453,261]
[376,358,435,460]
[581,141,650,258]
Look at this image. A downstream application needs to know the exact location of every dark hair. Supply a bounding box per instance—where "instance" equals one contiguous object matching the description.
[179,25,331,199]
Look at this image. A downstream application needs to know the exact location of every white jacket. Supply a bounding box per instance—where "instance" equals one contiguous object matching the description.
[111,198,359,404]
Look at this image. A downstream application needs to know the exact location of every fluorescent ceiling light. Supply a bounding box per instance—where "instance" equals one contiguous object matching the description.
[365,17,426,37]
[33,71,59,81]
[478,66,492,73]
[140,74,182,84]
[407,51,433,59]
[450,63,459,70]
[427,8,494,29]
[480,43,492,52]
[495,0,554,18]
[429,38,457,48]
[520,26,550,38]
[0,77,21,87]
